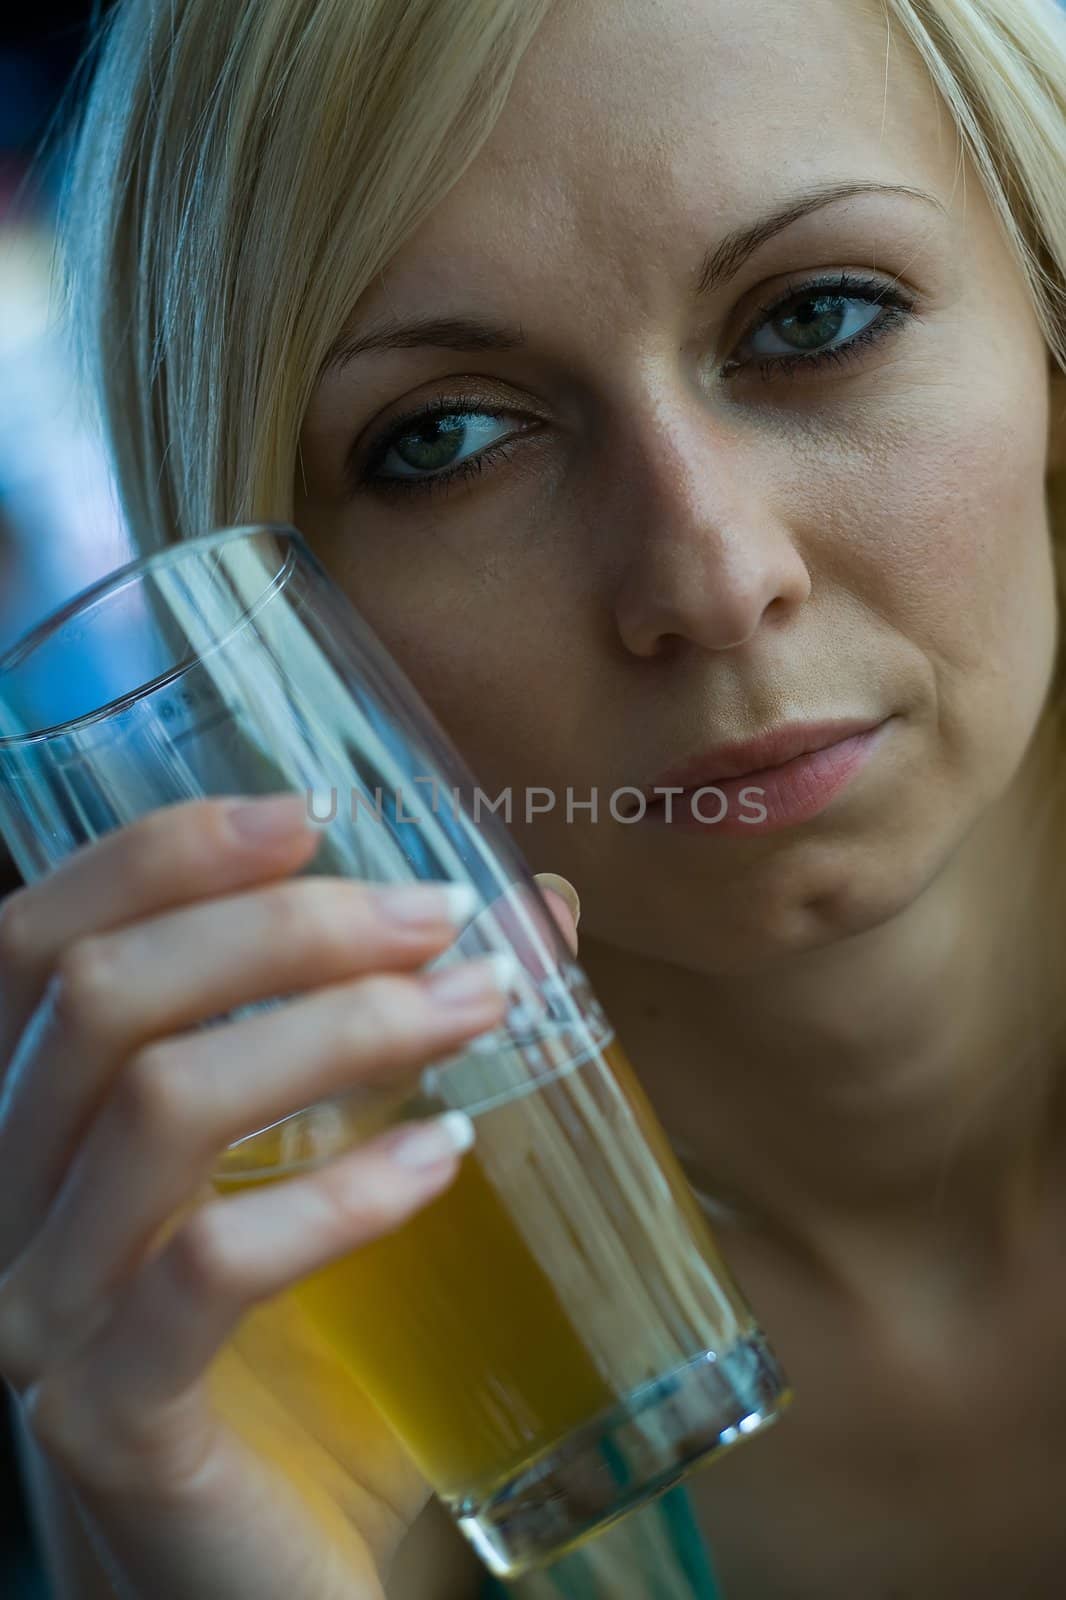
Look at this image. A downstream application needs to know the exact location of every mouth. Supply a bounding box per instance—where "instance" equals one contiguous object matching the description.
[632,716,894,834]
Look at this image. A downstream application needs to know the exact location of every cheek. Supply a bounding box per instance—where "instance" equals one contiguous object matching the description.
[328,540,580,786]
[816,387,1056,760]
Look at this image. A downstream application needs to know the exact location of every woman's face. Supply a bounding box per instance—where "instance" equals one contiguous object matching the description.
[296,0,1060,976]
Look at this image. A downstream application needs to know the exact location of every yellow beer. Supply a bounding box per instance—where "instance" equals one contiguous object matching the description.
[212,1034,788,1575]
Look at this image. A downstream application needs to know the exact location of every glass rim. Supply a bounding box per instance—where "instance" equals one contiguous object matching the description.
[0,522,301,751]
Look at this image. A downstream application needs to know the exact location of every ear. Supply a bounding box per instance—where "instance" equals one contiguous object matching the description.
[1050,351,1066,476]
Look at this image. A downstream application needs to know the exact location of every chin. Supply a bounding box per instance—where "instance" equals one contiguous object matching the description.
[601,816,959,976]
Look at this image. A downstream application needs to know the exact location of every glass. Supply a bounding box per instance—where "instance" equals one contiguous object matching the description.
[0,524,792,1579]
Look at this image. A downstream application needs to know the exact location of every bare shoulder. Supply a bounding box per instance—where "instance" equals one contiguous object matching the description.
[384,1493,485,1600]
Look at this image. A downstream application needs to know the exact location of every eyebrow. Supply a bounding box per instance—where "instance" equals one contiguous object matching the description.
[320,180,944,377]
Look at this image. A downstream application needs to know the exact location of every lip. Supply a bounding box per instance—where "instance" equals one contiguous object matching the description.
[645,718,887,791]
[636,716,893,835]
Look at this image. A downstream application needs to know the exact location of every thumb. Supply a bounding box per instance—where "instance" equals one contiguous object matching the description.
[447,872,581,975]
[533,872,581,957]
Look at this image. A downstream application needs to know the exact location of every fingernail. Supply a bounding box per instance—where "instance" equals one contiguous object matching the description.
[534,872,581,928]
[422,951,521,1008]
[226,793,310,843]
[372,881,480,928]
[385,1110,476,1170]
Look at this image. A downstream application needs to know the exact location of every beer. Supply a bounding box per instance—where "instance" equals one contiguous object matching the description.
[213,1036,789,1574]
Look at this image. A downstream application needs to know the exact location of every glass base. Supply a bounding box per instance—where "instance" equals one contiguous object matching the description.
[449,1328,790,1580]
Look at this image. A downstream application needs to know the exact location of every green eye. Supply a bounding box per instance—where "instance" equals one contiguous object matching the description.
[390,417,466,473]
[748,292,883,359]
[773,296,850,350]
[376,411,512,481]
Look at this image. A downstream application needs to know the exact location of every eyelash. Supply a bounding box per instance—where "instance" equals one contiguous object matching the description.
[353,270,916,500]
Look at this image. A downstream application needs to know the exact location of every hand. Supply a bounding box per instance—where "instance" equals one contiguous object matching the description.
[0,793,579,1600]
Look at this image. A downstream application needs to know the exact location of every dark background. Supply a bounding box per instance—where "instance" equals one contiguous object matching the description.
[2,4,105,1594]
[1,6,93,164]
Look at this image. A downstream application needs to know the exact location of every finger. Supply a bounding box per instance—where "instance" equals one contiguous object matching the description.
[23,1111,476,1487]
[67,874,481,1038]
[0,876,479,1265]
[5,956,513,1373]
[534,876,581,958]
[464,874,581,991]
[0,875,475,1240]
[0,793,319,1061]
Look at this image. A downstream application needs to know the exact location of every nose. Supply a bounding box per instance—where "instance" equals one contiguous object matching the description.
[611,410,812,658]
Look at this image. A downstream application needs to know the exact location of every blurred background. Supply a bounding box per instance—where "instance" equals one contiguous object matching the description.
[1,4,131,1593]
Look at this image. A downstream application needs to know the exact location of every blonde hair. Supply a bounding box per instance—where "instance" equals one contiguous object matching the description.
[52,0,1066,813]
[57,0,556,548]
[45,2,1066,1589]
[54,0,1065,553]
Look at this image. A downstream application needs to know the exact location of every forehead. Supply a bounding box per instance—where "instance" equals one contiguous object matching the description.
[368,0,955,315]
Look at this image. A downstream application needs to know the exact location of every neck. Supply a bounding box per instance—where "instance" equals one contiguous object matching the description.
[581,714,1066,1299]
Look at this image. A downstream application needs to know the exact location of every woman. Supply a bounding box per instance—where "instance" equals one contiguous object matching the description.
[2,0,1065,1594]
